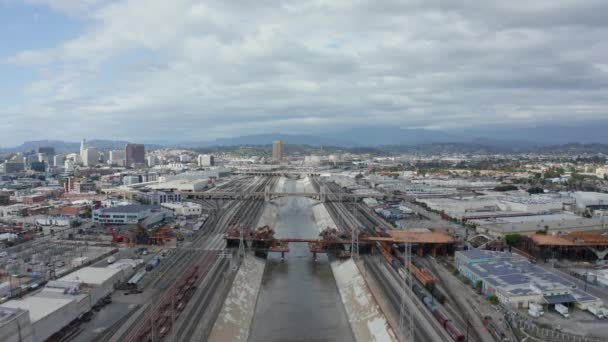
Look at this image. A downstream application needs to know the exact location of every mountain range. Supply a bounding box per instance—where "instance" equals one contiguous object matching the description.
[1,121,607,153]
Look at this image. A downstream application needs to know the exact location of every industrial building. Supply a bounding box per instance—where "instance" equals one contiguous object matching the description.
[0,307,34,342]
[92,204,162,224]
[470,213,605,238]
[0,264,132,342]
[456,250,602,310]
[0,295,86,342]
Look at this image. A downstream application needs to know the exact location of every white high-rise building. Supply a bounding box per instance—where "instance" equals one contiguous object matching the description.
[80,139,86,158]
[197,154,215,167]
[108,150,125,166]
[147,156,157,167]
[53,154,66,168]
[82,148,99,167]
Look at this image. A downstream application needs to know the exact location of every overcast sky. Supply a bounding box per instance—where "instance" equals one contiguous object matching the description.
[1,0,607,145]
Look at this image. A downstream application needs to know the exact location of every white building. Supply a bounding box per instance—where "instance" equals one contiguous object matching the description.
[147,156,156,167]
[92,205,161,225]
[108,150,125,166]
[161,202,202,216]
[197,154,214,167]
[52,154,65,168]
[81,148,99,167]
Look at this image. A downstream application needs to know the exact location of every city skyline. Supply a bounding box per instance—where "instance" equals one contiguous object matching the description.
[1,1,608,145]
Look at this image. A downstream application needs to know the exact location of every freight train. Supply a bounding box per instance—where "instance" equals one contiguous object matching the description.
[391,247,447,304]
[385,245,464,342]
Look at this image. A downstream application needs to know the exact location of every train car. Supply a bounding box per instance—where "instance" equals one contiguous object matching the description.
[432,308,450,327]
[145,256,161,271]
[391,259,401,272]
[412,284,426,300]
[445,321,465,342]
[422,296,437,312]
[426,284,447,304]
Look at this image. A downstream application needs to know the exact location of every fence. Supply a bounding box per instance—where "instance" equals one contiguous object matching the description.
[505,311,607,342]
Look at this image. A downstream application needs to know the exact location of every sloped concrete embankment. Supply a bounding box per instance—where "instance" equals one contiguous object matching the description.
[311,198,397,342]
[207,180,284,342]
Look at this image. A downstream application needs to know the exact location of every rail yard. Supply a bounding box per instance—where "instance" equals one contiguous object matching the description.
[2,170,607,342]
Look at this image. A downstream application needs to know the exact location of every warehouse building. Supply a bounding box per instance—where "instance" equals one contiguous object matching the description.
[50,266,126,305]
[0,264,129,342]
[456,250,602,310]
[0,307,34,342]
[470,213,605,238]
[0,293,88,342]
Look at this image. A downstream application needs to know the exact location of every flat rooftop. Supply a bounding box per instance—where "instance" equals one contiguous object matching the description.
[56,266,122,285]
[458,250,601,303]
[385,230,455,244]
[100,204,160,213]
[0,296,74,323]
[531,231,608,246]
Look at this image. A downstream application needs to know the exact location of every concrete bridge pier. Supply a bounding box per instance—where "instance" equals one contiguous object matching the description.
[320,185,327,203]
[264,185,271,202]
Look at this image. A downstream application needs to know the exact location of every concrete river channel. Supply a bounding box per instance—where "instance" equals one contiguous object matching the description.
[248,178,355,342]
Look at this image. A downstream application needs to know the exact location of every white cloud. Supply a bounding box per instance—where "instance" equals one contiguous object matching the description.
[1,0,608,144]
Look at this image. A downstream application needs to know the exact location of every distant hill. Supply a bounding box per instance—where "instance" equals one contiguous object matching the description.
[176,133,349,148]
[4,120,608,152]
[0,140,163,153]
[177,121,608,148]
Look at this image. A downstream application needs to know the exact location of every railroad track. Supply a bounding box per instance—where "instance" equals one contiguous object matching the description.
[174,258,229,341]
[101,176,277,342]
[364,255,449,342]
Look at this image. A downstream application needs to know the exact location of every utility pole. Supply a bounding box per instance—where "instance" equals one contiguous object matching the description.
[398,242,414,342]
[238,224,245,266]
[351,204,359,260]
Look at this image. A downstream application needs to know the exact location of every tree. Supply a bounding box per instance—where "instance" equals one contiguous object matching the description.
[527,187,544,194]
[488,295,499,305]
[505,234,522,247]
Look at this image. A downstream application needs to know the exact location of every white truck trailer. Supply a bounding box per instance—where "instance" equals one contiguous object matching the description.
[528,303,544,317]
[555,304,570,318]
[588,305,605,319]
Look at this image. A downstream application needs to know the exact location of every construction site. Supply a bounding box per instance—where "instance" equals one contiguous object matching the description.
[1,173,607,342]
